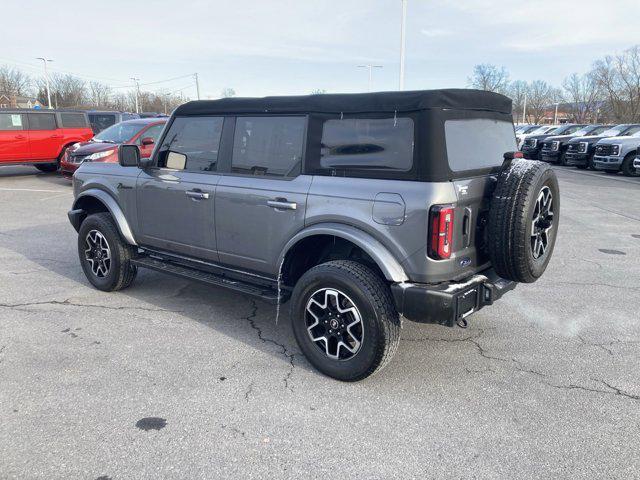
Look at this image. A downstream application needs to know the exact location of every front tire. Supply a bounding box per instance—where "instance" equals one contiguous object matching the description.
[290,260,400,381]
[78,213,138,291]
[621,153,638,177]
[35,163,58,173]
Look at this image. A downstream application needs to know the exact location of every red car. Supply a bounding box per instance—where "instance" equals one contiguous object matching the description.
[60,118,166,178]
[0,110,93,172]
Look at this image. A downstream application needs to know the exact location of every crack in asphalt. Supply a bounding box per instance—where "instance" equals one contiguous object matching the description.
[577,335,614,356]
[244,300,296,391]
[0,298,179,313]
[544,379,640,401]
[404,329,640,400]
[244,382,254,402]
[553,281,640,291]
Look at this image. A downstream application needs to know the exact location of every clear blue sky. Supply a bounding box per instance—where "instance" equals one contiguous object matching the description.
[2,0,639,99]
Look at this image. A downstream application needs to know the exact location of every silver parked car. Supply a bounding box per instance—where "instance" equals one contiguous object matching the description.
[68,90,560,381]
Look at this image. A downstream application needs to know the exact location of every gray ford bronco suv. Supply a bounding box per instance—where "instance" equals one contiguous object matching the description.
[68,90,559,381]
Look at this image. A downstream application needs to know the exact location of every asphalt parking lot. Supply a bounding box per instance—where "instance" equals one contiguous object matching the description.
[0,165,639,479]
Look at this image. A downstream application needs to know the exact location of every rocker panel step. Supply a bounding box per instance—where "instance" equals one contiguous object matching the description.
[131,257,280,304]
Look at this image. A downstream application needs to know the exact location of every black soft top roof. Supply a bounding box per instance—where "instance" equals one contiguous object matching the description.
[174,89,511,116]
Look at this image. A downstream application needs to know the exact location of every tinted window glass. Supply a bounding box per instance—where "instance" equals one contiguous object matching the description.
[94,123,146,143]
[445,118,516,171]
[0,113,24,131]
[159,116,223,172]
[28,113,56,130]
[139,124,164,143]
[60,113,87,128]
[232,116,305,177]
[321,117,414,171]
[89,114,116,133]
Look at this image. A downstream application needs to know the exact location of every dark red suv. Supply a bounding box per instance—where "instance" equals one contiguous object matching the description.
[60,118,166,178]
[0,110,94,172]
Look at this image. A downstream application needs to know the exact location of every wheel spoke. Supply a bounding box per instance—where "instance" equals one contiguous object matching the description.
[305,288,363,360]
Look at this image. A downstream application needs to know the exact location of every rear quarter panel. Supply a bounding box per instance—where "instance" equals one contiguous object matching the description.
[306,176,460,283]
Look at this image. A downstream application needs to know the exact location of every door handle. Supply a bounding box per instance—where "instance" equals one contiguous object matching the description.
[185,190,210,200]
[50,134,63,139]
[14,135,26,139]
[267,199,297,210]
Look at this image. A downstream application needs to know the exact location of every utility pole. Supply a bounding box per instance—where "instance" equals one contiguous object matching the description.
[357,65,383,92]
[194,73,201,100]
[522,92,527,124]
[130,77,140,113]
[36,57,53,109]
[399,0,407,90]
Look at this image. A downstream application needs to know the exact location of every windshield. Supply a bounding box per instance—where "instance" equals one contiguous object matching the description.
[94,122,145,143]
[531,126,552,135]
[572,126,601,136]
[601,126,627,137]
[553,124,583,135]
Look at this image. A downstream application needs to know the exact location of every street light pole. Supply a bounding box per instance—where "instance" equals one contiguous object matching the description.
[522,92,527,124]
[399,0,407,90]
[130,77,140,113]
[36,57,53,109]
[194,73,201,100]
[553,102,559,124]
[357,65,383,92]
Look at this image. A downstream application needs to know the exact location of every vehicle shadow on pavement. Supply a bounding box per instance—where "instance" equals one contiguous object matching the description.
[1,221,314,376]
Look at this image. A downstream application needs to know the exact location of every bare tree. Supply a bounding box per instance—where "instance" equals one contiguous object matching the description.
[561,72,602,123]
[591,45,640,122]
[88,82,112,109]
[468,64,510,94]
[0,65,32,96]
[221,87,236,98]
[525,80,556,123]
[508,80,528,123]
[37,74,87,108]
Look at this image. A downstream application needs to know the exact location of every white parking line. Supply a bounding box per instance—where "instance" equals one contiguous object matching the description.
[0,187,70,193]
[554,167,640,185]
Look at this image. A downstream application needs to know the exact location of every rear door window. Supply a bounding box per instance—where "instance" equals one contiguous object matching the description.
[231,116,305,177]
[89,114,116,133]
[0,113,24,130]
[321,117,414,171]
[60,113,87,128]
[157,116,224,172]
[445,118,516,172]
[27,113,57,130]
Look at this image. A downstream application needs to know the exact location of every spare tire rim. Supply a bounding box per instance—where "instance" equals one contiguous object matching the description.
[305,288,364,360]
[531,186,554,259]
[84,230,111,277]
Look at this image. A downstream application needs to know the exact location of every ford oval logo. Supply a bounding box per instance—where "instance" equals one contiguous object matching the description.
[460,257,471,268]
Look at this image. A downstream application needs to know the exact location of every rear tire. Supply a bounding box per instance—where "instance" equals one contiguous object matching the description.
[488,160,560,283]
[290,260,400,381]
[78,213,138,291]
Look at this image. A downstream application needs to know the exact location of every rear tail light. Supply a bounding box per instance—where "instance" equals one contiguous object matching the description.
[429,205,455,260]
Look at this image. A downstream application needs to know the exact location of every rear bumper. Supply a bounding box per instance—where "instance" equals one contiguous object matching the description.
[391,268,517,327]
[593,156,621,171]
[565,152,589,166]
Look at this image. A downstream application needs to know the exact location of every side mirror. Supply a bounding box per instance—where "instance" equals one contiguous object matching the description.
[118,144,141,167]
[140,137,155,146]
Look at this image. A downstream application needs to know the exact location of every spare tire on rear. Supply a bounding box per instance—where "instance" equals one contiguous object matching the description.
[488,159,559,283]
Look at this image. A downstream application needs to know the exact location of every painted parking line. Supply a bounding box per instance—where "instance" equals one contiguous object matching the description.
[553,167,640,185]
[0,187,70,193]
